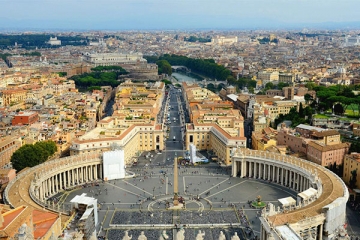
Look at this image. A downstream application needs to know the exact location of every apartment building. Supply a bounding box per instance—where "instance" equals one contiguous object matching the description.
[257,70,279,84]
[70,119,164,164]
[70,81,166,164]
[12,111,39,126]
[278,124,350,167]
[278,72,295,83]
[236,94,276,119]
[0,136,22,168]
[307,138,350,167]
[343,153,360,189]
[266,87,316,100]
[0,88,27,107]
[251,127,277,151]
[263,100,301,121]
[183,83,246,165]
[277,125,309,155]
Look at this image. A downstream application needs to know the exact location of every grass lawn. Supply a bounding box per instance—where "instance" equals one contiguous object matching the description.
[345,109,359,117]
[314,114,330,119]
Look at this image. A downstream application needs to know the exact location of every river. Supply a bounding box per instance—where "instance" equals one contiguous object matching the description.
[172,72,203,83]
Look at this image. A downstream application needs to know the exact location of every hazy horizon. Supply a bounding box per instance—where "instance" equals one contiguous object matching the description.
[1,0,360,30]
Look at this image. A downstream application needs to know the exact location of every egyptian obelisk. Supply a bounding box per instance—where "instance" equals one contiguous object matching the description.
[173,154,179,206]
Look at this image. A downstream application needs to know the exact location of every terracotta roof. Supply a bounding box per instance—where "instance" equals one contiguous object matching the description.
[307,141,350,152]
[0,205,32,237]
[311,129,339,137]
[33,209,59,239]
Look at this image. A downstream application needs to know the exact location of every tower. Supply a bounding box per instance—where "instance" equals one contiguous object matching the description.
[173,152,179,206]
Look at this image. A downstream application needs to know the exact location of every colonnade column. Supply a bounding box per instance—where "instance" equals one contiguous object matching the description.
[263,164,266,180]
[99,164,103,179]
[254,162,257,178]
[232,161,236,177]
[89,166,92,181]
[81,167,84,182]
[40,182,44,200]
[50,177,54,195]
[46,179,49,197]
[241,160,246,178]
[249,162,252,178]
[296,174,300,191]
[59,173,62,190]
[76,168,79,183]
[72,169,75,185]
[318,224,323,240]
[54,174,59,193]
[43,181,46,198]
[47,178,50,196]
[87,165,93,181]
[85,166,89,181]
[39,183,43,201]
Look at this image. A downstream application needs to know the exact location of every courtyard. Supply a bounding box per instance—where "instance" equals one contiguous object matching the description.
[60,164,297,239]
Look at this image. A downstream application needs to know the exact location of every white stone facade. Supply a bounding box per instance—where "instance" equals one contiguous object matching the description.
[82,52,146,66]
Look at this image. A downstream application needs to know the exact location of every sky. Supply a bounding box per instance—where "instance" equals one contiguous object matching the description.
[1,0,360,30]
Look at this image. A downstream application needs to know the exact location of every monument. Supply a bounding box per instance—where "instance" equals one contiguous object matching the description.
[173,152,179,206]
[167,152,185,209]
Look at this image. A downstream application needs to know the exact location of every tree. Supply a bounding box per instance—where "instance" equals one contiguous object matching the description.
[161,79,172,85]
[277,82,289,89]
[299,103,304,118]
[11,141,57,172]
[304,93,313,105]
[156,60,172,75]
[265,82,274,90]
[349,170,357,189]
[305,82,317,91]
[57,72,67,77]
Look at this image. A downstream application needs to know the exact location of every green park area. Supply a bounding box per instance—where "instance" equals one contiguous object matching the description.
[69,66,128,90]
[276,83,360,128]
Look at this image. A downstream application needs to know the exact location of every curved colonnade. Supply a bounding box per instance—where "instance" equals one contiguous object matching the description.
[4,153,102,218]
[232,149,348,240]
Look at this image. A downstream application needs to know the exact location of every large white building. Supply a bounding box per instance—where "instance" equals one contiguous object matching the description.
[82,52,147,66]
[343,35,360,47]
[47,37,61,46]
[211,36,238,45]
